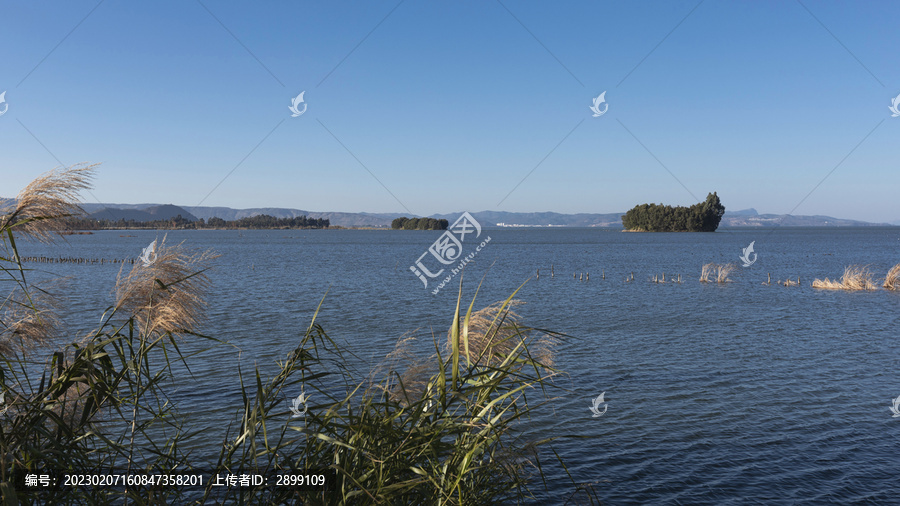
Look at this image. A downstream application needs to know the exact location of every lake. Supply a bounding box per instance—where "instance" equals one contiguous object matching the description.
[16,226,900,503]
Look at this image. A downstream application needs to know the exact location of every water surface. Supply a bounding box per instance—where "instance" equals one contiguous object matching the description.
[17,227,900,503]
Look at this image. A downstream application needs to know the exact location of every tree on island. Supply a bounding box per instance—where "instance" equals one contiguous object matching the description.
[391,217,449,230]
[621,192,725,232]
[62,214,329,230]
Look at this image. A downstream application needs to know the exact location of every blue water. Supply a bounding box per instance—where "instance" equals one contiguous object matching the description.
[15,227,900,503]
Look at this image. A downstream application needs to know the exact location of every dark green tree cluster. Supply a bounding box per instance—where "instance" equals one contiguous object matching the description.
[228,214,329,228]
[621,192,725,232]
[63,214,329,230]
[391,217,449,230]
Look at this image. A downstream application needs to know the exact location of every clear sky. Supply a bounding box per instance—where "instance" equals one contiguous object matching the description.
[1,1,898,222]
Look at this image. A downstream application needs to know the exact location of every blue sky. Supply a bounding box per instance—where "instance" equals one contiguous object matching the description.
[1,1,898,221]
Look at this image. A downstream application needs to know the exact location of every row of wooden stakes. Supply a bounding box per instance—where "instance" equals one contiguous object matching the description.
[536,266,799,286]
[536,269,682,283]
[19,256,137,265]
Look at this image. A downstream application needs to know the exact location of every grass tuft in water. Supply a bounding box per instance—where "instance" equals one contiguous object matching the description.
[812,265,877,291]
[883,263,900,291]
[700,263,735,283]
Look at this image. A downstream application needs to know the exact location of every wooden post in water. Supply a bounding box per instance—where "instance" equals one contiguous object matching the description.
[536,269,540,279]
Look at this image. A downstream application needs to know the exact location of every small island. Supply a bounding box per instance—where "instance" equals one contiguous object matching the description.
[621,192,725,232]
[391,217,449,230]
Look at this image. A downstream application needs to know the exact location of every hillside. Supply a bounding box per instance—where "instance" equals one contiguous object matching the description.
[3,200,894,228]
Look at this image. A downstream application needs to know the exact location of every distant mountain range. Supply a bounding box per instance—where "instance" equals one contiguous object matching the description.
[86,204,200,222]
[78,203,406,228]
[2,200,894,228]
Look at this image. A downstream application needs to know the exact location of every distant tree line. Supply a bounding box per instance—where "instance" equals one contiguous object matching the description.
[391,217,449,230]
[621,192,725,232]
[63,214,329,230]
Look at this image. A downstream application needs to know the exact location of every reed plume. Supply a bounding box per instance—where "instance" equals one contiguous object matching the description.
[812,265,877,291]
[716,263,736,283]
[701,263,735,283]
[0,284,61,356]
[0,163,96,242]
[884,263,900,291]
[447,300,555,369]
[382,334,433,407]
[114,236,217,335]
[700,263,715,282]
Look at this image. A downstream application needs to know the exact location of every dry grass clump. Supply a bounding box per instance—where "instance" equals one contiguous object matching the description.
[382,334,434,407]
[884,263,900,291]
[0,163,96,242]
[699,263,715,282]
[114,236,217,335]
[700,263,735,283]
[383,299,557,411]
[812,265,877,291]
[0,284,61,356]
[716,263,736,283]
[447,300,556,369]
[811,278,842,290]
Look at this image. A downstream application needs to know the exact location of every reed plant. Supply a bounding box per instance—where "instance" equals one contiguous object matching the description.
[1,165,219,503]
[201,282,576,504]
[700,263,735,283]
[883,263,900,291]
[699,263,715,283]
[812,265,877,291]
[1,165,589,504]
[716,263,736,283]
